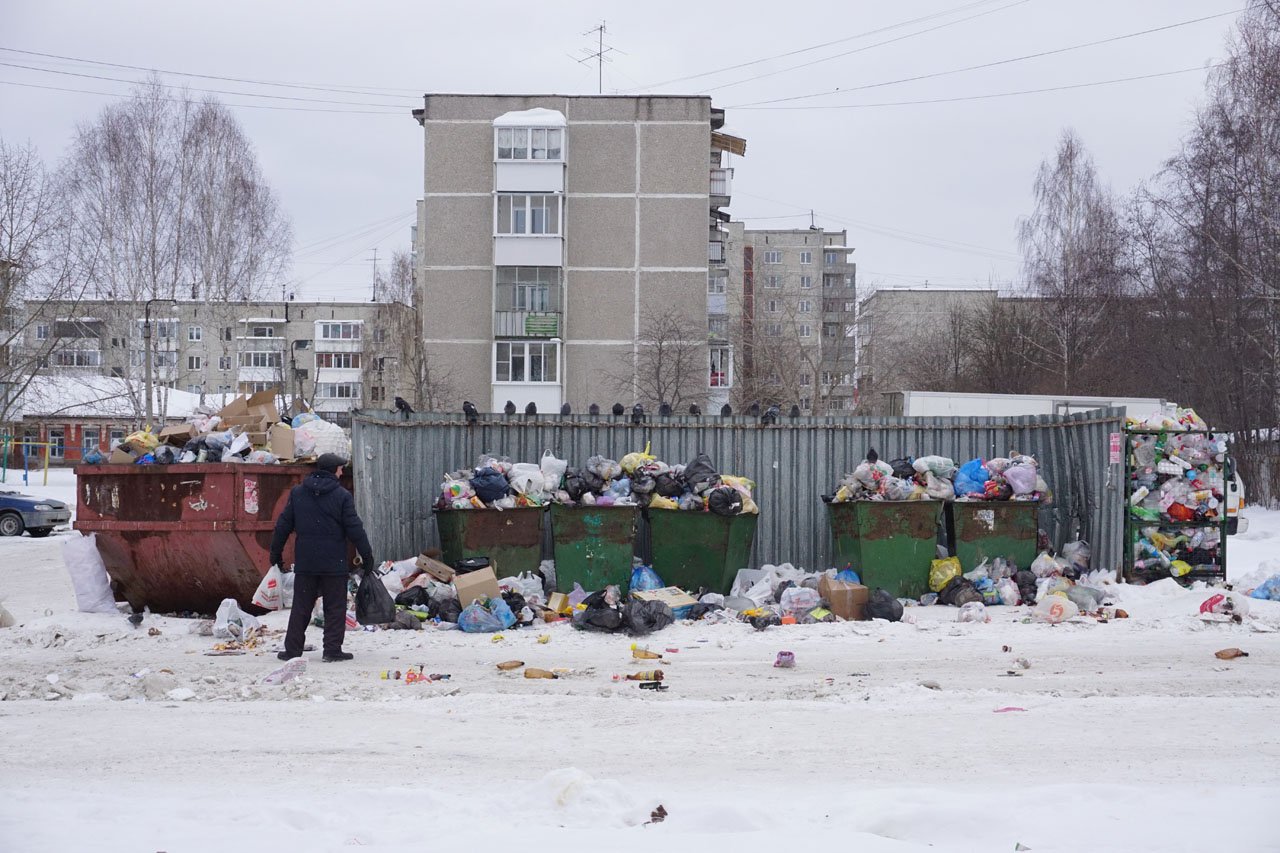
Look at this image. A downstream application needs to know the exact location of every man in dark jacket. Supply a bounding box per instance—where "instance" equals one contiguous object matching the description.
[271,453,374,662]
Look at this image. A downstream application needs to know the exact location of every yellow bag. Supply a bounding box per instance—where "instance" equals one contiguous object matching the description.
[929,557,962,593]
[124,428,159,453]
[648,494,679,511]
[1170,560,1192,578]
[620,442,655,475]
[722,475,756,494]
[740,495,760,515]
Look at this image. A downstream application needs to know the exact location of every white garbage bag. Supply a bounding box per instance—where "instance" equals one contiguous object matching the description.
[62,533,119,614]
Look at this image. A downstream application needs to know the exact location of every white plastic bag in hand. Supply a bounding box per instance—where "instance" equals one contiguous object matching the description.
[252,565,284,610]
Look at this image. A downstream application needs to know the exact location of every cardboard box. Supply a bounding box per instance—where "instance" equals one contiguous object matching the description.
[819,575,869,621]
[158,423,197,447]
[415,553,456,583]
[631,586,698,610]
[547,592,571,615]
[108,447,136,464]
[268,423,295,459]
[452,566,501,607]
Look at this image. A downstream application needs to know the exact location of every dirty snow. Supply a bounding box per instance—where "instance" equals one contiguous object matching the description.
[0,503,1278,851]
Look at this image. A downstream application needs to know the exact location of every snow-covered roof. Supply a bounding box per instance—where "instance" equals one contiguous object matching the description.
[493,108,567,128]
[15,375,205,420]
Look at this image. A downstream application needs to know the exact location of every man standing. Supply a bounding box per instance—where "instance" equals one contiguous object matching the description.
[271,452,374,662]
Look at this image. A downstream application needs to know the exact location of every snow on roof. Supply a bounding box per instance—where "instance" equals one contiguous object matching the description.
[16,375,205,420]
[240,317,286,323]
[493,108,567,128]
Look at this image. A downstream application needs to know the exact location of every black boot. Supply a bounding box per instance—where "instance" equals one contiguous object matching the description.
[322,651,354,662]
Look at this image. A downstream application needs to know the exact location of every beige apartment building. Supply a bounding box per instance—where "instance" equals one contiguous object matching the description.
[24,298,412,427]
[411,93,742,413]
[720,226,857,414]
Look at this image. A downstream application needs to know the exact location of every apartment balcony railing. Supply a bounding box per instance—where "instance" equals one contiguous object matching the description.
[710,167,734,199]
[709,241,725,264]
[494,311,562,338]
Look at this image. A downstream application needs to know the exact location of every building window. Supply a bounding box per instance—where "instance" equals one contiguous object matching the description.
[217,385,233,394]
[36,324,49,341]
[825,251,840,264]
[316,382,359,399]
[318,322,361,340]
[187,356,202,370]
[709,347,732,388]
[766,300,779,314]
[219,356,232,371]
[844,301,856,312]
[241,382,280,394]
[765,323,782,337]
[372,328,387,343]
[496,127,563,161]
[800,276,814,289]
[240,351,283,368]
[823,323,839,338]
[187,325,202,342]
[137,320,178,339]
[495,341,558,383]
[765,275,783,289]
[497,267,561,311]
[186,384,203,394]
[708,317,727,335]
[249,326,276,338]
[371,386,385,403]
[846,275,855,288]
[845,323,857,338]
[821,371,834,386]
[316,352,362,369]
[496,194,561,236]
[109,429,125,450]
[707,274,727,295]
[763,250,782,264]
[800,251,812,265]
[800,373,812,387]
[222,327,233,342]
[798,300,812,314]
[53,349,102,367]
[47,429,64,459]
[767,372,781,385]
[799,324,813,338]
[81,428,99,455]
[800,397,811,410]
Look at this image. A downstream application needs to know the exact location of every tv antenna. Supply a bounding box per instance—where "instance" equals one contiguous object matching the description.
[576,21,616,94]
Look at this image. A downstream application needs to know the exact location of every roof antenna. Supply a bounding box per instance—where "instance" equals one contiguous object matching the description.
[576,21,615,94]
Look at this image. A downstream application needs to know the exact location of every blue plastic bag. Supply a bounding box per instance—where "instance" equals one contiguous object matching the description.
[458,602,504,633]
[835,568,861,584]
[955,458,990,496]
[470,467,509,503]
[630,565,664,592]
[1250,576,1280,601]
[488,597,517,629]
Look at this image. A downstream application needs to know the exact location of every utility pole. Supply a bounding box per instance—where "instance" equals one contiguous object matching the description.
[577,21,614,94]
[368,248,379,302]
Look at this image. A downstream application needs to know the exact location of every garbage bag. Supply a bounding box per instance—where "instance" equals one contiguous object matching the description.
[1033,595,1079,624]
[780,586,821,617]
[125,428,160,453]
[1066,585,1104,612]
[540,450,569,490]
[1062,540,1090,572]
[686,602,724,620]
[913,455,957,479]
[924,471,955,501]
[356,571,396,625]
[489,597,517,629]
[508,463,545,495]
[214,597,260,640]
[881,476,914,501]
[1250,575,1280,601]
[631,473,657,495]
[957,601,987,623]
[458,602,505,633]
[563,470,589,501]
[1030,551,1060,578]
[630,565,665,592]
[707,485,743,516]
[252,565,285,611]
[395,586,431,608]
[996,577,1020,606]
[573,601,624,633]
[62,533,118,614]
[586,455,622,481]
[866,588,904,622]
[1004,464,1038,495]
[889,457,916,479]
[434,597,462,623]
[470,467,509,503]
[955,458,990,496]
[623,599,674,635]
[836,568,861,584]
[685,453,720,493]
[648,494,679,510]
[1014,569,1038,606]
[939,576,981,607]
[501,590,527,616]
[654,471,686,498]
[929,557,962,593]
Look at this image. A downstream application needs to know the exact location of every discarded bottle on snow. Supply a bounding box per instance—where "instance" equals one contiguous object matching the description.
[626,669,664,681]
[524,668,558,679]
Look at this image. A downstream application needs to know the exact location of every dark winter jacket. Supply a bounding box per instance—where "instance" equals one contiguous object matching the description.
[270,471,374,575]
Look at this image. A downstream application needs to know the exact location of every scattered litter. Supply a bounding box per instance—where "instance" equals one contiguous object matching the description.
[994,706,1027,713]
[1215,648,1248,660]
[647,805,668,825]
[919,680,941,690]
[639,681,668,691]
[773,651,796,668]
[496,660,524,671]
[537,634,551,644]
[263,658,306,685]
[1016,657,1031,669]
[524,668,558,679]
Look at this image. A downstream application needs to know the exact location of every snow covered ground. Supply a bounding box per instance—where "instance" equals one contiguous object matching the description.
[1,495,1278,851]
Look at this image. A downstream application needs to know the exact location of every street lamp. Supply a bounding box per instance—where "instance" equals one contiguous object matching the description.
[143,297,177,428]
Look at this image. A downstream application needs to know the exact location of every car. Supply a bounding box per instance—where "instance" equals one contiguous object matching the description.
[0,490,72,538]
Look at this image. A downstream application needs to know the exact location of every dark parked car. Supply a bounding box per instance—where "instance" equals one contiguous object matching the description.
[0,490,71,537]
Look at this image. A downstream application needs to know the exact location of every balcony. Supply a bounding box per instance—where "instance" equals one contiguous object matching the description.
[710,167,733,208]
[494,311,561,338]
[709,241,726,265]
[236,336,285,348]
[494,279,563,338]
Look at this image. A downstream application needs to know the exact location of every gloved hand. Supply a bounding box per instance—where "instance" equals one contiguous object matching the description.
[274,562,292,574]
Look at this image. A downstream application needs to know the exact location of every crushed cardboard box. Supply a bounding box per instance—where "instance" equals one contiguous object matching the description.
[415,553,456,583]
[452,566,501,607]
[631,587,698,610]
[158,423,198,447]
[819,575,869,621]
[268,423,294,459]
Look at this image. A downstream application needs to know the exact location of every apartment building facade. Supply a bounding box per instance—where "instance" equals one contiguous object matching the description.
[722,226,857,414]
[412,94,743,413]
[23,299,412,427]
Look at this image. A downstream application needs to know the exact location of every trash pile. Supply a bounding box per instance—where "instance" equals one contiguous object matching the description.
[1126,407,1228,581]
[435,447,759,515]
[826,449,1048,503]
[84,390,350,467]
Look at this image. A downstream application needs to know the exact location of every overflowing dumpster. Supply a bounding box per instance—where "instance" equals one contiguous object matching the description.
[74,463,353,614]
[828,500,941,600]
[946,501,1039,572]
[433,507,545,576]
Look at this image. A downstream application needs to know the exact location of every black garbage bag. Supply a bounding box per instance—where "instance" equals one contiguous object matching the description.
[631,473,657,495]
[390,610,424,630]
[707,486,743,516]
[502,590,527,614]
[454,557,491,574]
[654,472,686,498]
[1014,569,1038,606]
[889,457,916,479]
[153,445,178,465]
[686,602,724,620]
[580,470,605,496]
[470,466,509,503]
[573,604,624,633]
[355,572,396,625]
[774,579,795,603]
[939,576,981,607]
[748,613,781,631]
[623,599,674,635]
[685,452,719,493]
[395,586,431,608]
[434,597,462,623]
[866,588,904,622]
[564,469,589,501]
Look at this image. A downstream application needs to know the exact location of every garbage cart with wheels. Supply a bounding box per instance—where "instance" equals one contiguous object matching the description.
[827,500,942,600]
[549,504,636,592]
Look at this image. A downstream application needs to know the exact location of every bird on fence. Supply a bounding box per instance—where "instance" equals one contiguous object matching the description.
[631,403,645,425]
[761,404,780,425]
[560,403,571,416]
[789,404,801,418]
[748,402,761,417]
[525,402,537,415]
[394,396,414,418]
[589,403,600,416]
[611,402,625,416]
[689,403,701,416]
[659,401,673,417]
[504,400,517,416]
[720,404,732,417]
[463,400,478,424]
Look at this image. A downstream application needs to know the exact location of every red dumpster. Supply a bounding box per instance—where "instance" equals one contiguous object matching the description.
[74,463,354,615]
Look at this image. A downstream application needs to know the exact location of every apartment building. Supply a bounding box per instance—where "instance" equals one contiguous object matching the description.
[722,226,857,414]
[411,93,743,413]
[23,299,413,427]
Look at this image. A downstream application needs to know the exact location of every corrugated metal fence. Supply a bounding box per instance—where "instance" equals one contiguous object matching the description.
[352,408,1125,572]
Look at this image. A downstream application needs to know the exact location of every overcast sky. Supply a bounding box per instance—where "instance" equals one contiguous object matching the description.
[3,0,1244,299]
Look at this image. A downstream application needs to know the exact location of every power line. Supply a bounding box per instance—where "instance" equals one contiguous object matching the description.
[294,211,415,255]
[734,64,1218,110]
[0,44,419,98]
[294,216,415,289]
[0,79,404,114]
[639,0,1007,90]
[702,0,1031,94]
[728,8,1243,108]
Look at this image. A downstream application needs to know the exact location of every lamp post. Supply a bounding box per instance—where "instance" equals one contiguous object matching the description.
[143,298,176,428]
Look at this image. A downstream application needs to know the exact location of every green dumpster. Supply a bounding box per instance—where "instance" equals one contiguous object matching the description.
[550,504,636,593]
[828,500,942,600]
[947,501,1039,572]
[645,510,758,594]
[433,508,545,576]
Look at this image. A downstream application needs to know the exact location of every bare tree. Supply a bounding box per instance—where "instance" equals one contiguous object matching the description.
[612,306,706,409]
[368,249,455,411]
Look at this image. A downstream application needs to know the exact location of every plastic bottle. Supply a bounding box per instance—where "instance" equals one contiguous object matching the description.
[524,668,558,679]
[1129,486,1149,506]
[625,669,664,681]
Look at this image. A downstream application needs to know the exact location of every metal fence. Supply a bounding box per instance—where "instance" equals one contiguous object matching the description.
[352,408,1125,573]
